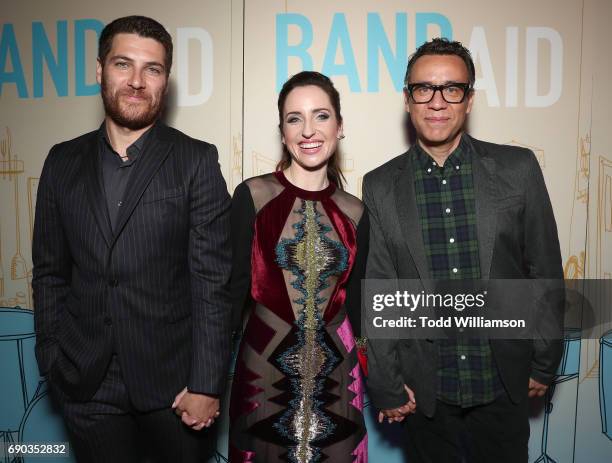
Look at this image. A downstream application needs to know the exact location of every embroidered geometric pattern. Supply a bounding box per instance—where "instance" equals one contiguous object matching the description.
[273,200,349,462]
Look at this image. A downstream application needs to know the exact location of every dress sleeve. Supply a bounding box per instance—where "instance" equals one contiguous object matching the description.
[345,209,369,338]
[231,182,256,334]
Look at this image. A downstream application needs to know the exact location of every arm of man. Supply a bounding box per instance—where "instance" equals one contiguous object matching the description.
[32,145,72,376]
[174,143,232,429]
[522,150,564,392]
[362,177,415,417]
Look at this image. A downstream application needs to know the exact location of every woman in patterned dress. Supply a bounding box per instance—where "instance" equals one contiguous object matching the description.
[228,71,368,463]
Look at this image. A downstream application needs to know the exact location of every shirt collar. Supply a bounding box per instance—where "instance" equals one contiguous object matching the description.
[98,122,153,159]
[413,133,472,173]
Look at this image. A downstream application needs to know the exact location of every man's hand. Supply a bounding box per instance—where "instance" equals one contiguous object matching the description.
[378,384,417,423]
[172,387,220,431]
[528,378,549,398]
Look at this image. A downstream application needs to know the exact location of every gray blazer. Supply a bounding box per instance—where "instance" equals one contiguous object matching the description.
[362,135,563,417]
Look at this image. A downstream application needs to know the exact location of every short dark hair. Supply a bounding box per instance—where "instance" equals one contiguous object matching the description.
[404,38,475,88]
[98,16,173,75]
[276,71,346,189]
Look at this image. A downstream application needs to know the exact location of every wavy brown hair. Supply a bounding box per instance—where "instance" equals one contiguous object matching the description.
[276,71,346,190]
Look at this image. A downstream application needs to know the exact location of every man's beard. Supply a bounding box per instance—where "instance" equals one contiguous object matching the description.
[101,79,165,130]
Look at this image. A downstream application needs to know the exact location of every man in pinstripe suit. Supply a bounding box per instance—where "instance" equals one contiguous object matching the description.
[32,16,232,462]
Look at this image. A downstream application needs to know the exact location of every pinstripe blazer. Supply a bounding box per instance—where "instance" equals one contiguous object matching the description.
[32,122,232,411]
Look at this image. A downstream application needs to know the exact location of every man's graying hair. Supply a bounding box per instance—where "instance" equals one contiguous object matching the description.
[98,16,173,75]
[404,38,476,88]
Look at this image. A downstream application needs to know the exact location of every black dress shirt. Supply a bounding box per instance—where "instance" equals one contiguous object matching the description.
[99,124,152,232]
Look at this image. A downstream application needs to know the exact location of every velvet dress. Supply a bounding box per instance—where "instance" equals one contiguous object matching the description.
[228,171,368,463]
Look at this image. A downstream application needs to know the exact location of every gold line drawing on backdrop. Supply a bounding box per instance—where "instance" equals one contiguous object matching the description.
[564,252,585,280]
[0,127,10,180]
[27,178,39,243]
[12,173,28,285]
[0,127,24,180]
[0,126,32,309]
[504,140,545,168]
[576,134,591,203]
[597,155,612,277]
[252,150,278,176]
[341,157,354,173]
[339,156,356,196]
[582,359,599,382]
[568,132,595,382]
[230,134,243,191]
[0,220,4,297]
[567,132,591,287]
[600,157,612,234]
[563,130,594,383]
[0,291,27,309]
[582,154,612,382]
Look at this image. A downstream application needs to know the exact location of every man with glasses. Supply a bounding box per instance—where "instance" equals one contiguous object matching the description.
[362,38,563,462]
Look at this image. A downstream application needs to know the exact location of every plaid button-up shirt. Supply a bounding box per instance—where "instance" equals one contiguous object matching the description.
[411,135,504,407]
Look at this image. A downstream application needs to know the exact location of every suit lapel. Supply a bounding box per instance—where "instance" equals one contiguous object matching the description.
[111,123,173,245]
[470,137,498,280]
[393,147,431,284]
[83,133,113,248]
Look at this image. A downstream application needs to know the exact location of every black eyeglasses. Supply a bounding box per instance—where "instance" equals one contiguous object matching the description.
[405,83,472,104]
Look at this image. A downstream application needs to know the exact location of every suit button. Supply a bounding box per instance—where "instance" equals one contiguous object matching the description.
[108,279,119,287]
[104,317,112,326]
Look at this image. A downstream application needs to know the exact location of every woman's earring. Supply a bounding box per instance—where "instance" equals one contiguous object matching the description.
[337,134,345,140]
